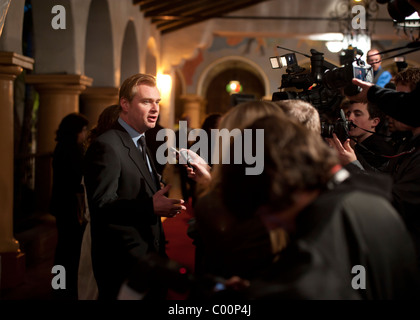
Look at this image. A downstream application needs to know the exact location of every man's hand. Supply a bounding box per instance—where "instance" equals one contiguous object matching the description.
[153,184,186,217]
[325,133,357,166]
[346,78,375,103]
[186,162,212,186]
[179,149,212,187]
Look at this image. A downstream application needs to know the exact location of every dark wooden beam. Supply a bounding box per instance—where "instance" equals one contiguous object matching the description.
[140,0,190,13]
[132,0,153,6]
[156,0,269,34]
[137,0,270,34]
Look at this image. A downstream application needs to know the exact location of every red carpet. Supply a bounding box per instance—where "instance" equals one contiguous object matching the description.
[162,198,195,299]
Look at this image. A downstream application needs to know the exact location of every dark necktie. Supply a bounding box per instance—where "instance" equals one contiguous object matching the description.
[138,135,147,164]
[138,135,159,188]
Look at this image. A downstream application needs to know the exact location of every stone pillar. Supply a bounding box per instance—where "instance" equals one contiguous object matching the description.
[0,51,34,289]
[25,74,93,211]
[180,94,205,129]
[80,86,119,127]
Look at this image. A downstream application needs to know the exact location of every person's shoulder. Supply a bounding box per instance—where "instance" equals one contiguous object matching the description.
[85,127,126,158]
[331,178,407,232]
[94,123,127,144]
[341,170,393,199]
[95,127,119,141]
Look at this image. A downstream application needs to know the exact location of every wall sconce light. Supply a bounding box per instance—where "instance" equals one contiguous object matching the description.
[157,73,172,95]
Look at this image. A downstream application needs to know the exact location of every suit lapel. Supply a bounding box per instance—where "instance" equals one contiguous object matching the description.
[115,123,158,193]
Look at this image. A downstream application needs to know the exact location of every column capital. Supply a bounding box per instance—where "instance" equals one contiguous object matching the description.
[25,74,93,94]
[0,51,34,70]
[0,51,34,80]
[0,65,22,80]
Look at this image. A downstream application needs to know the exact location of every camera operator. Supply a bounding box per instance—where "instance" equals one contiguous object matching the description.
[349,71,420,265]
[367,49,392,88]
[343,100,394,171]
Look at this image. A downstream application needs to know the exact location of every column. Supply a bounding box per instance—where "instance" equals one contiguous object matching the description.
[80,86,119,127]
[25,74,93,211]
[180,94,205,129]
[0,51,34,289]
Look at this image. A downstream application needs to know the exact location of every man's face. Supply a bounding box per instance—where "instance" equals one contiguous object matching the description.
[120,84,160,134]
[346,102,379,141]
[367,50,381,72]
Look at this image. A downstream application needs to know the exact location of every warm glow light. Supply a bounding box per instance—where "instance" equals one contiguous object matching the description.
[307,33,344,41]
[157,73,172,95]
[226,80,242,94]
[326,41,344,53]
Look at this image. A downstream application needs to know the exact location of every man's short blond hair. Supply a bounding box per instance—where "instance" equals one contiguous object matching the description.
[119,73,157,102]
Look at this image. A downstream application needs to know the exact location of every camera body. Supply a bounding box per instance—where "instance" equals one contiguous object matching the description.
[320,119,353,142]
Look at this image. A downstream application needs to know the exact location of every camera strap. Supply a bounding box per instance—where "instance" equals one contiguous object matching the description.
[352,135,417,159]
[351,123,391,138]
[349,122,419,158]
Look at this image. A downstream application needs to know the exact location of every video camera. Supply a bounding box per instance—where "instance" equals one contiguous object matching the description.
[270,47,372,111]
[270,47,371,140]
[271,47,372,110]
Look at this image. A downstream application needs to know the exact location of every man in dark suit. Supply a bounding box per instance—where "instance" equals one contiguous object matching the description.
[84,73,186,300]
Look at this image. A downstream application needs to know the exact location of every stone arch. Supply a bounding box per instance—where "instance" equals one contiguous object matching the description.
[145,37,158,76]
[120,19,139,85]
[197,56,269,115]
[198,56,270,97]
[85,0,114,86]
